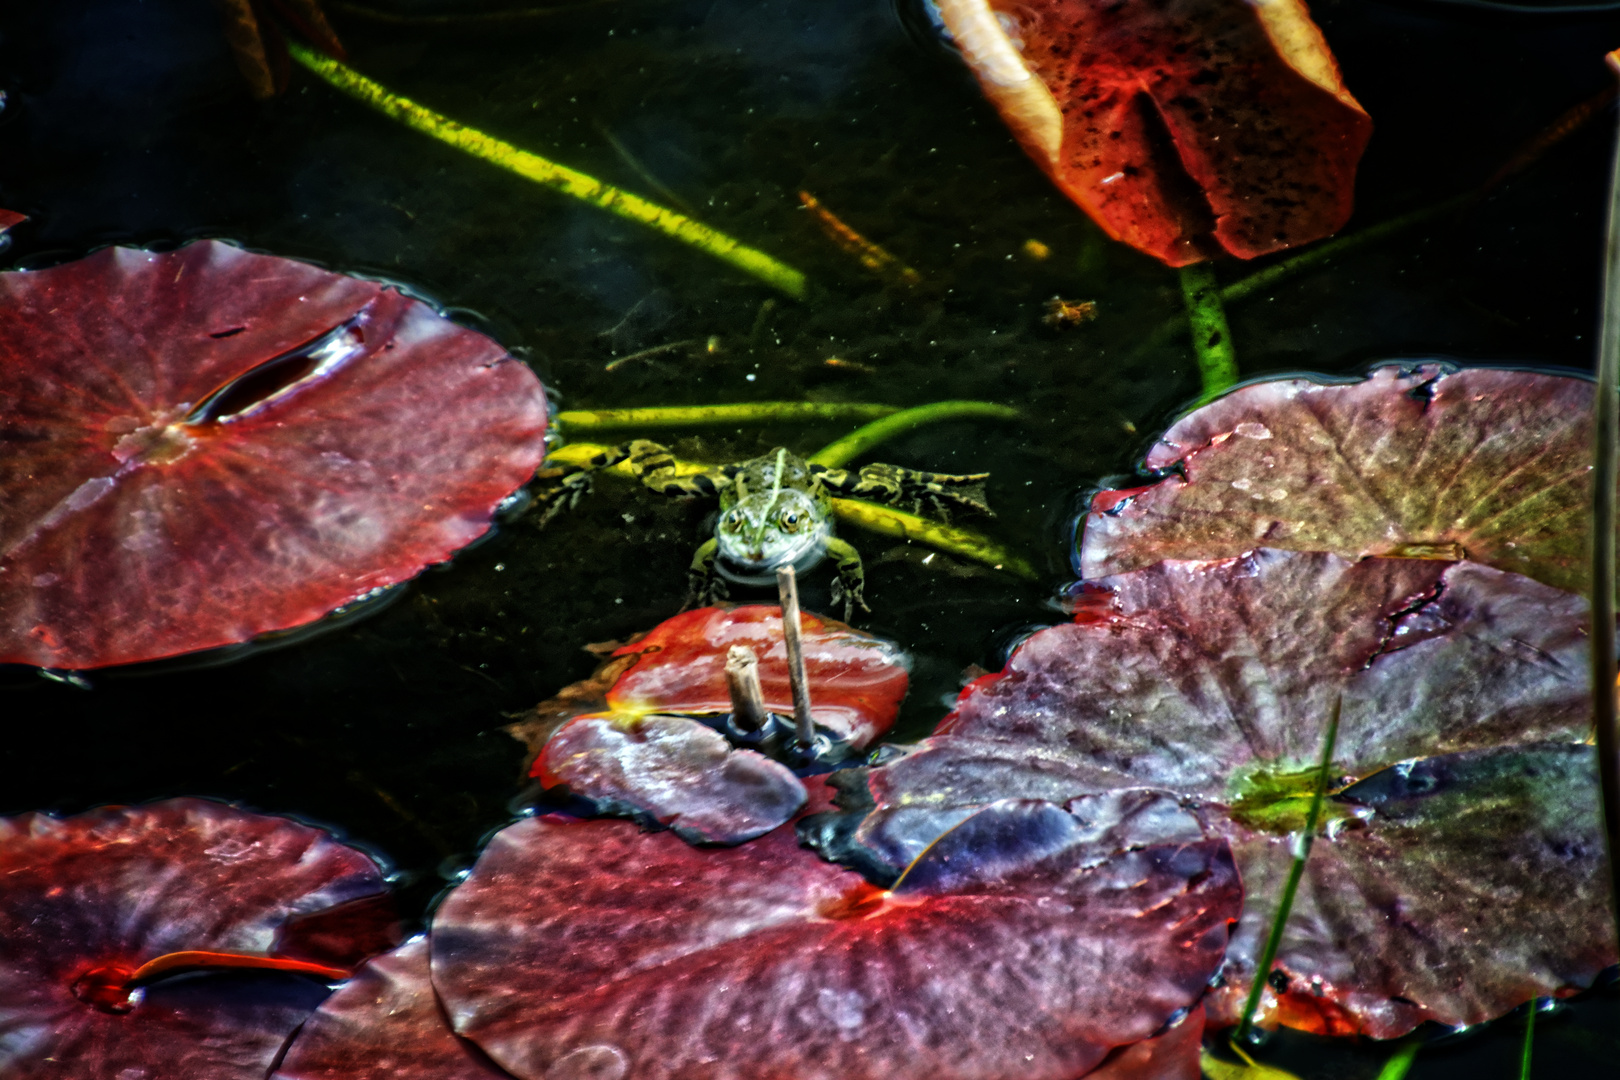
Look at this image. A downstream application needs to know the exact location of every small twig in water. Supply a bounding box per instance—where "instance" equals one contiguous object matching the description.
[799,191,922,285]
[776,566,816,746]
[724,644,768,732]
[1235,696,1343,1045]
[603,339,699,373]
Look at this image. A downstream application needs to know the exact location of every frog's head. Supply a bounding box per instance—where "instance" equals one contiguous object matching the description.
[714,451,831,583]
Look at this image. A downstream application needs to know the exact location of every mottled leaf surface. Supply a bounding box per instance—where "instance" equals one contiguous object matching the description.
[1080,365,1598,591]
[536,713,807,844]
[943,0,1370,266]
[274,938,512,1080]
[856,549,1606,1037]
[0,241,548,669]
[606,605,910,748]
[430,790,1239,1080]
[0,799,391,1079]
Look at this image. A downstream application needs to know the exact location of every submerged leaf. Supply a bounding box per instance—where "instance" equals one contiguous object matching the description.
[273,938,510,1080]
[430,786,1238,1080]
[937,0,1371,266]
[0,241,548,670]
[1080,365,1600,592]
[852,549,1609,1037]
[536,713,808,844]
[0,799,393,1079]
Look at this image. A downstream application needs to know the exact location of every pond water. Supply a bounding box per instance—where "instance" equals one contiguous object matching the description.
[4,0,1620,1076]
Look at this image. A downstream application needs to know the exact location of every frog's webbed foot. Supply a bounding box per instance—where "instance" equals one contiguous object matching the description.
[813,462,993,522]
[826,537,870,623]
[531,467,596,528]
[682,538,728,611]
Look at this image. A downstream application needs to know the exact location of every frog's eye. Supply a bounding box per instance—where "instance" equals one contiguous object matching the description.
[723,510,744,530]
[779,509,801,529]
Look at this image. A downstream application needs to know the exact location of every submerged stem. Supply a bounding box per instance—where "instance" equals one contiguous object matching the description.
[808,401,1022,468]
[1179,263,1238,401]
[1235,697,1342,1044]
[1520,1000,1537,1080]
[285,43,807,298]
[554,402,897,434]
[1373,1042,1422,1080]
[1593,49,1620,951]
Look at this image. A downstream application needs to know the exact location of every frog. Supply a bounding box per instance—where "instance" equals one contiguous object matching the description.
[535,440,991,620]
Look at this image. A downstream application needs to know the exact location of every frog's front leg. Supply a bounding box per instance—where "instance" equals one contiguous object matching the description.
[684,537,728,610]
[825,537,869,622]
[812,462,992,521]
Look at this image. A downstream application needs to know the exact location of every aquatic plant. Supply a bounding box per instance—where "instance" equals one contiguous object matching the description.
[0,799,395,1079]
[0,241,547,670]
[934,0,1371,268]
[427,782,1239,1080]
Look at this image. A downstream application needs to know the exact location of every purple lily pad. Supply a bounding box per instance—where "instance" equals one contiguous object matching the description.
[273,938,511,1080]
[536,713,808,844]
[429,785,1239,1080]
[0,798,393,1079]
[854,549,1609,1038]
[1079,364,1600,592]
[0,240,548,670]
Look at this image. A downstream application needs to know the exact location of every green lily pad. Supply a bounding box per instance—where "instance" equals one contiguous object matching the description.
[1079,364,1602,594]
[851,548,1609,1038]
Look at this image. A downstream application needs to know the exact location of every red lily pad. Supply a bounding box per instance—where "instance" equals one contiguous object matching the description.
[0,798,395,1079]
[0,240,548,670]
[273,938,511,1080]
[429,786,1239,1080]
[853,549,1609,1038]
[1080,364,1600,592]
[604,605,911,748]
[937,0,1371,265]
[536,712,808,844]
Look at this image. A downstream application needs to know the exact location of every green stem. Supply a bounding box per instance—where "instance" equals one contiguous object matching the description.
[1179,263,1238,401]
[808,401,1022,468]
[1374,1042,1422,1080]
[1235,697,1343,1044]
[285,43,808,299]
[1594,51,1620,951]
[831,499,1038,581]
[1519,1000,1536,1080]
[554,402,897,434]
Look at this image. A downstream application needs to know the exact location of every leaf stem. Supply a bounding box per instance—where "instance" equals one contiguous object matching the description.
[1373,1042,1422,1080]
[284,42,808,299]
[554,402,897,433]
[1179,263,1238,401]
[1519,1000,1537,1080]
[808,401,1022,468]
[1234,696,1342,1044]
[1595,49,1620,953]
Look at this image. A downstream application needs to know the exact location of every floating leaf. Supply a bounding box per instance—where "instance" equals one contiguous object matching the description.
[851,549,1609,1037]
[0,241,547,669]
[604,605,911,749]
[429,786,1238,1080]
[1080,365,1599,591]
[0,798,393,1078]
[936,0,1371,266]
[536,713,808,844]
[273,938,510,1080]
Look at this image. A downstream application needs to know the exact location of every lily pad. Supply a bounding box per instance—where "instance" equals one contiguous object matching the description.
[937,0,1371,266]
[603,605,911,748]
[852,549,1609,1037]
[0,240,548,670]
[273,938,511,1080]
[1079,364,1600,591]
[0,798,394,1078]
[536,712,808,844]
[429,785,1239,1080]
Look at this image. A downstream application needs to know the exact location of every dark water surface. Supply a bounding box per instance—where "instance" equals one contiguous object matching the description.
[4,0,1620,1074]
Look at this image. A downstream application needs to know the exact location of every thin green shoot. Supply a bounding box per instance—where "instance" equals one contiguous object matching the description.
[1178,263,1238,402]
[1234,696,1343,1045]
[1373,1041,1421,1080]
[1520,1000,1537,1080]
[808,401,1022,468]
[285,43,807,299]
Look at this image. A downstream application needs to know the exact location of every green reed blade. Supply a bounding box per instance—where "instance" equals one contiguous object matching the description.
[1520,1000,1537,1080]
[808,401,1022,468]
[1374,1042,1421,1080]
[1234,696,1342,1045]
[555,402,897,433]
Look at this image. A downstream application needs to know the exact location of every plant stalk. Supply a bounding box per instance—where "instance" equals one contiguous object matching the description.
[1179,262,1239,401]
[808,401,1021,468]
[775,567,816,745]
